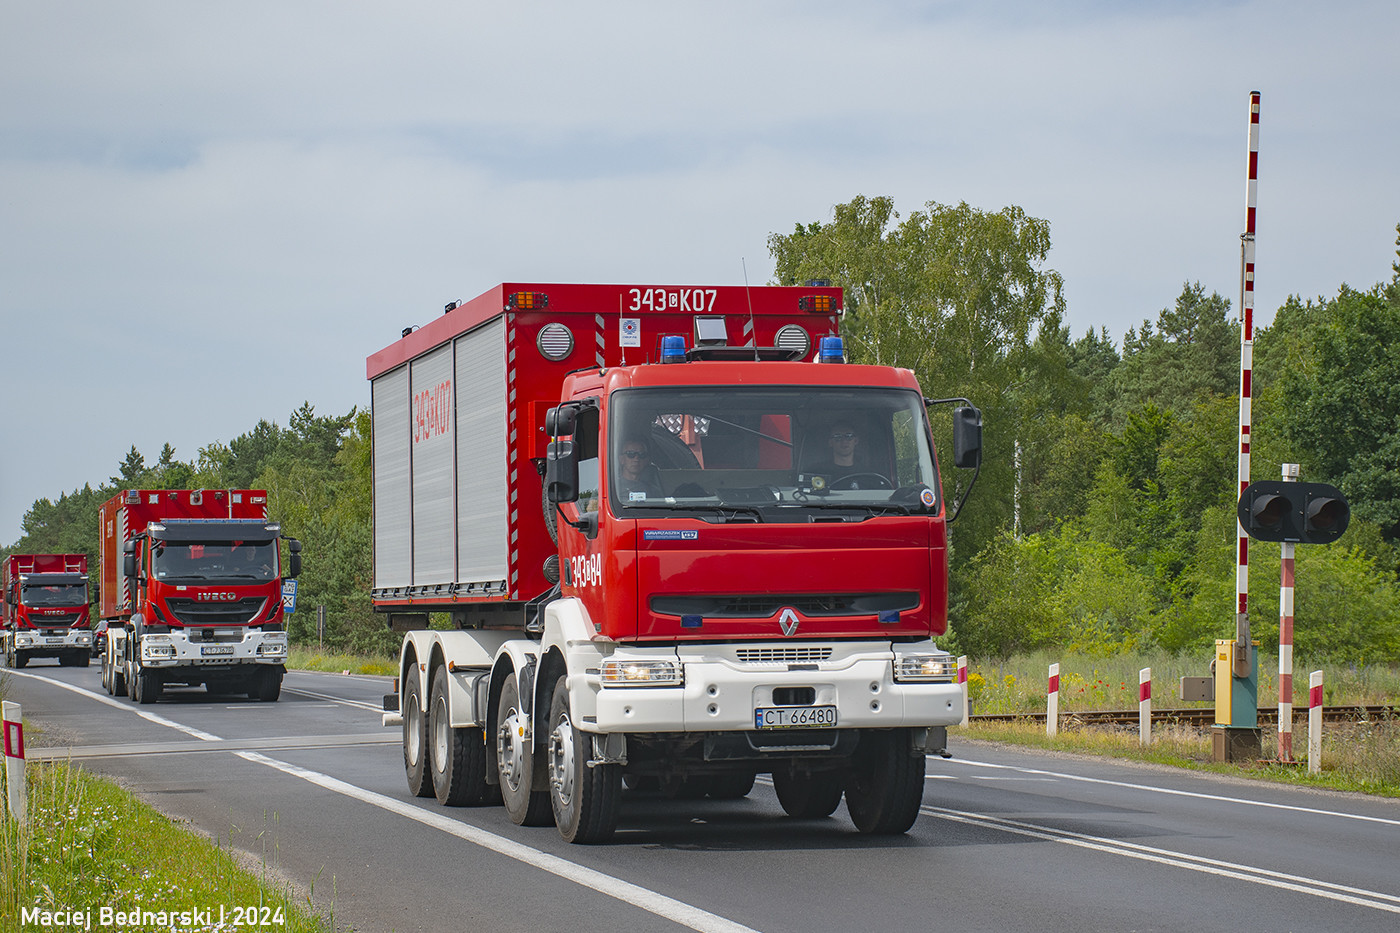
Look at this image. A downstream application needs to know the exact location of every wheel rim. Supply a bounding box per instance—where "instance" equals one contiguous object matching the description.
[549,712,577,809]
[497,706,526,792]
[432,695,449,773]
[406,695,423,766]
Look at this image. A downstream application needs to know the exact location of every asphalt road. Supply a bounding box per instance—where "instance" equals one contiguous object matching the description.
[6,661,1399,933]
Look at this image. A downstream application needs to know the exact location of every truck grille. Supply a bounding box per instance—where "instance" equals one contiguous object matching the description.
[31,613,82,628]
[165,598,265,625]
[735,647,833,665]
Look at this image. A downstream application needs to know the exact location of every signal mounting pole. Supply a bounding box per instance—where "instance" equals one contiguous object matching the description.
[1217,91,1263,762]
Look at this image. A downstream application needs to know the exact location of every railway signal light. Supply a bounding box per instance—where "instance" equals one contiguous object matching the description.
[1237,480,1350,544]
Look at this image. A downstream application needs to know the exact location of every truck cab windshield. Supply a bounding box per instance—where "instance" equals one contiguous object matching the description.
[609,386,940,517]
[152,541,279,583]
[20,583,88,607]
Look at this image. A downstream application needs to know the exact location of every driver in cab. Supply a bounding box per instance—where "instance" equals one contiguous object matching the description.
[815,422,880,490]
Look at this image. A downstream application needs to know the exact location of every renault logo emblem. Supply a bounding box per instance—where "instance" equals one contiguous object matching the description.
[778,608,800,637]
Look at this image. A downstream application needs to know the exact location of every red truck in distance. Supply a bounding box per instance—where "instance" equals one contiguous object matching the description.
[97,489,301,703]
[3,554,93,668]
[372,283,982,843]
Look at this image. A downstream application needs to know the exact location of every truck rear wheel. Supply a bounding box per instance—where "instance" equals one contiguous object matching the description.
[429,666,496,806]
[496,674,552,826]
[135,663,162,705]
[843,729,925,834]
[547,677,619,843]
[14,651,27,669]
[403,663,433,798]
[773,767,844,818]
[110,653,126,696]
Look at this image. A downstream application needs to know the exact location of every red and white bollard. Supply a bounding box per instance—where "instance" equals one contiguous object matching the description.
[1278,463,1299,762]
[1139,668,1152,746]
[956,656,969,727]
[1308,670,1324,774]
[1047,663,1060,737]
[2,700,25,824]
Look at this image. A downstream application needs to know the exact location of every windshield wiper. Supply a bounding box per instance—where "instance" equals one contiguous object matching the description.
[672,504,766,523]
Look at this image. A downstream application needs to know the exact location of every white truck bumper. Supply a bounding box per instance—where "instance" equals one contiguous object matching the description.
[139,629,288,668]
[588,641,961,734]
[13,630,93,652]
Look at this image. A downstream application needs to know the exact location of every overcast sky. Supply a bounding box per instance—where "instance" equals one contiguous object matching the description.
[2,1,1397,545]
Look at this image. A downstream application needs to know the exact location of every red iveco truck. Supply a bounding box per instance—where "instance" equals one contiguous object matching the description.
[373,283,981,843]
[3,554,93,668]
[98,489,301,703]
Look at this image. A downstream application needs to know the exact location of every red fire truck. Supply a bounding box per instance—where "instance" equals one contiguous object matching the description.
[3,554,93,667]
[97,489,302,703]
[373,283,980,843]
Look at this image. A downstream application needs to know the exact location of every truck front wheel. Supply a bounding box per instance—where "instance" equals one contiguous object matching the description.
[773,767,844,818]
[496,675,551,826]
[403,663,433,798]
[546,678,620,844]
[252,667,282,702]
[843,729,925,834]
[429,666,495,806]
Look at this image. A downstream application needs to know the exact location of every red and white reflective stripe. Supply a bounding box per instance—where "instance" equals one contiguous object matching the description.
[1047,663,1060,737]
[1308,670,1324,774]
[956,655,969,726]
[1139,668,1152,746]
[2,719,22,759]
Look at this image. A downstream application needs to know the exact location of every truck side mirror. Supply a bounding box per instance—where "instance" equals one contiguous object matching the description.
[952,406,983,469]
[123,554,136,579]
[546,405,577,437]
[285,538,303,578]
[546,438,580,503]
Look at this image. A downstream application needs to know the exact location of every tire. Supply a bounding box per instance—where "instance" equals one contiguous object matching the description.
[773,767,844,818]
[403,663,433,798]
[111,653,126,697]
[75,651,90,669]
[14,652,28,669]
[59,651,75,667]
[708,772,757,799]
[135,663,162,705]
[254,667,282,702]
[546,677,620,843]
[126,658,137,700]
[101,655,110,692]
[496,674,552,826]
[843,729,925,834]
[429,665,493,806]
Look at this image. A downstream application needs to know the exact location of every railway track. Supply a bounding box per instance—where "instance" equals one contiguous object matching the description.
[970,704,1399,727]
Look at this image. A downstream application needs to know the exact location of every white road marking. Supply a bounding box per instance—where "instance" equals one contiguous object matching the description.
[10,668,761,933]
[920,803,1400,914]
[942,757,1400,827]
[240,751,761,933]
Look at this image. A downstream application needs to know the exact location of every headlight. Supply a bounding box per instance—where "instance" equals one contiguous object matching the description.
[143,634,175,659]
[894,653,956,683]
[600,659,683,687]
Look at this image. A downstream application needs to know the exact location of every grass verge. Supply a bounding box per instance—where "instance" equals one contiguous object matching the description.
[286,647,395,677]
[1,760,332,932]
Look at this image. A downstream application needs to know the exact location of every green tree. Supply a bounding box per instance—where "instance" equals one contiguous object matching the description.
[768,195,1066,567]
[1105,283,1237,425]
